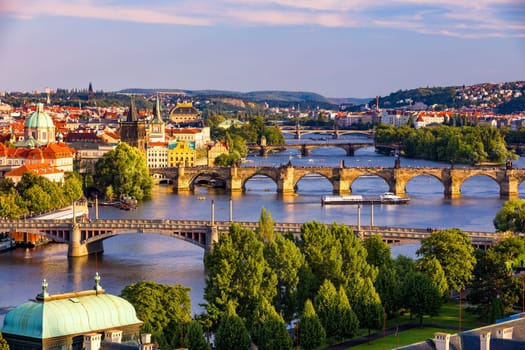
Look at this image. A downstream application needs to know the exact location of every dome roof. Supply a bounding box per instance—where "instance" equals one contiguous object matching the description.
[25,103,54,129]
[1,290,142,339]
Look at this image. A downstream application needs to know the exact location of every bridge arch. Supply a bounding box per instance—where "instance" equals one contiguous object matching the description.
[83,230,208,249]
[243,173,279,192]
[350,173,393,194]
[459,174,501,197]
[404,174,446,196]
[241,169,280,192]
[293,172,335,193]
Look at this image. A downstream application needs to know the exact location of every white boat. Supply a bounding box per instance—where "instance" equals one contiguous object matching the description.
[321,195,364,205]
[379,192,410,204]
[321,192,410,205]
[0,236,15,252]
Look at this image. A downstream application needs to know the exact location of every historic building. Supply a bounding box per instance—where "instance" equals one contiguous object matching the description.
[149,95,165,143]
[168,101,200,124]
[120,97,147,152]
[147,141,169,168]
[168,140,195,167]
[165,127,210,149]
[207,141,229,166]
[23,103,56,145]
[1,273,151,350]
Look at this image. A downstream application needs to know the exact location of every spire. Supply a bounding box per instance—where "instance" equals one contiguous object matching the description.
[127,95,139,122]
[152,94,163,123]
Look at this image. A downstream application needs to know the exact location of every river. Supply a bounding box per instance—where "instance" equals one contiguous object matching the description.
[1,136,524,320]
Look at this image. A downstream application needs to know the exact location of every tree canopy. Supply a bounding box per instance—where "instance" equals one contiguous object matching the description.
[494,199,525,233]
[94,142,153,201]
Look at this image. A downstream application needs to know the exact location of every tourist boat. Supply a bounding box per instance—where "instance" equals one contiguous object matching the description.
[321,192,410,205]
[0,236,15,252]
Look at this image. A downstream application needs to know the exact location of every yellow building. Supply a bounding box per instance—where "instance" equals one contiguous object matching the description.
[168,140,196,167]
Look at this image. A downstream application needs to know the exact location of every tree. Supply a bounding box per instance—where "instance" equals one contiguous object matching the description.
[298,299,326,350]
[214,303,251,350]
[334,286,359,340]
[257,207,275,243]
[468,247,517,323]
[314,279,340,337]
[417,257,449,299]
[375,265,401,318]
[264,233,305,323]
[352,277,383,342]
[417,229,476,293]
[62,171,83,203]
[494,199,525,233]
[363,235,393,267]
[250,298,292,350]
[184,320,210,350]
[94,142,153,201]
[120,281,192,335]
[204,223,277,323]
[401,272,442,326]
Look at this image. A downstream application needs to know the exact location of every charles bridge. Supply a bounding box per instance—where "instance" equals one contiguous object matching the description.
[151,163,525,199]
[277,125,374,139]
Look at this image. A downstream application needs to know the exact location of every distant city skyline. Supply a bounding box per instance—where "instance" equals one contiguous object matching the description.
[0,0,524,98]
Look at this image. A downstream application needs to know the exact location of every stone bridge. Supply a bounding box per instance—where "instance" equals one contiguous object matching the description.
[247,142,375,156]
[278,126,374,139]
[151,164,525,198]
[0,218,499,257]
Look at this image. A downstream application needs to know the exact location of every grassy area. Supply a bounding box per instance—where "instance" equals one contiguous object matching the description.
[336,302,486,349]
[349,328,454,350]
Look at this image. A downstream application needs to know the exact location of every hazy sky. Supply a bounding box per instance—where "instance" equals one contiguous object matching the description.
[0,0,524,98]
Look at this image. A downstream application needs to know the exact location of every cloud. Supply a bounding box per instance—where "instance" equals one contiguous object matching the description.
[1,0,523,38]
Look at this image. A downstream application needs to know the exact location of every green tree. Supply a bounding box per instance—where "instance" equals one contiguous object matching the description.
[494,199,525,233]
[363,235,393,267]
[352,277,383,342]
[0,193,26,219]
[214,303,251,350]
[314,279,340,337]
[335,286,359,340]
[184,320,210,350]
[250,298,292,350]
[94,142,153,200]
[204,223,277,323]
[264,233,305,323]
[401,271,442,326]
[417,257,449,299]
[375,265,401,318]
[298,299,326,350]
[417,229,476,293]
[62,171,83,203]
[120,281,192,335]
[257,207,275,243]
[468,247,517,323]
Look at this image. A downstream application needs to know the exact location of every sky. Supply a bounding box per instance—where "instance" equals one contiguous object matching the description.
[0,0,524,98]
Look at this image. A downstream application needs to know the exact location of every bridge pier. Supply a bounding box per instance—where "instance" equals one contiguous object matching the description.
[301,145,309,157]
[277,165,296,194]
[500,170,519,199]
[175,165,192,192]
[205,225,219,252]
[67,224,104,257]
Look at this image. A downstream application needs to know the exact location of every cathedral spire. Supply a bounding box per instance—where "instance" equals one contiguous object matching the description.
[127,96,139,122]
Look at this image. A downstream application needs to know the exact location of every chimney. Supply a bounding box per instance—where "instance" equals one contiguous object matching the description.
[434,332,450,350]
[104,330,122,343]
[480,331,491,350]
[140,333,154,350]
[141,333,152,344]
[84,333,102,350]
[495,327,513,339]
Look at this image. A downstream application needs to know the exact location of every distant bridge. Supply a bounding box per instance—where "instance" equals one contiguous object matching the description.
[0,218,498,257]
[150,164,525,198]
[247,142,375,156]
[278,125,374,139]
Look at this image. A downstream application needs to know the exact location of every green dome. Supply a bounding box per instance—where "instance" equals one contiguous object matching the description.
[25,103,54,129]
[1,292,142,339]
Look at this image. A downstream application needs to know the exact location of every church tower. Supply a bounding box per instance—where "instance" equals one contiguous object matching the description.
[120,96,147,152]
[88,82,94,102]
[149,94,165,143]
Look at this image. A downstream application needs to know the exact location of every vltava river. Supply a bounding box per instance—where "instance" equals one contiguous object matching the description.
[1,139,525,319]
